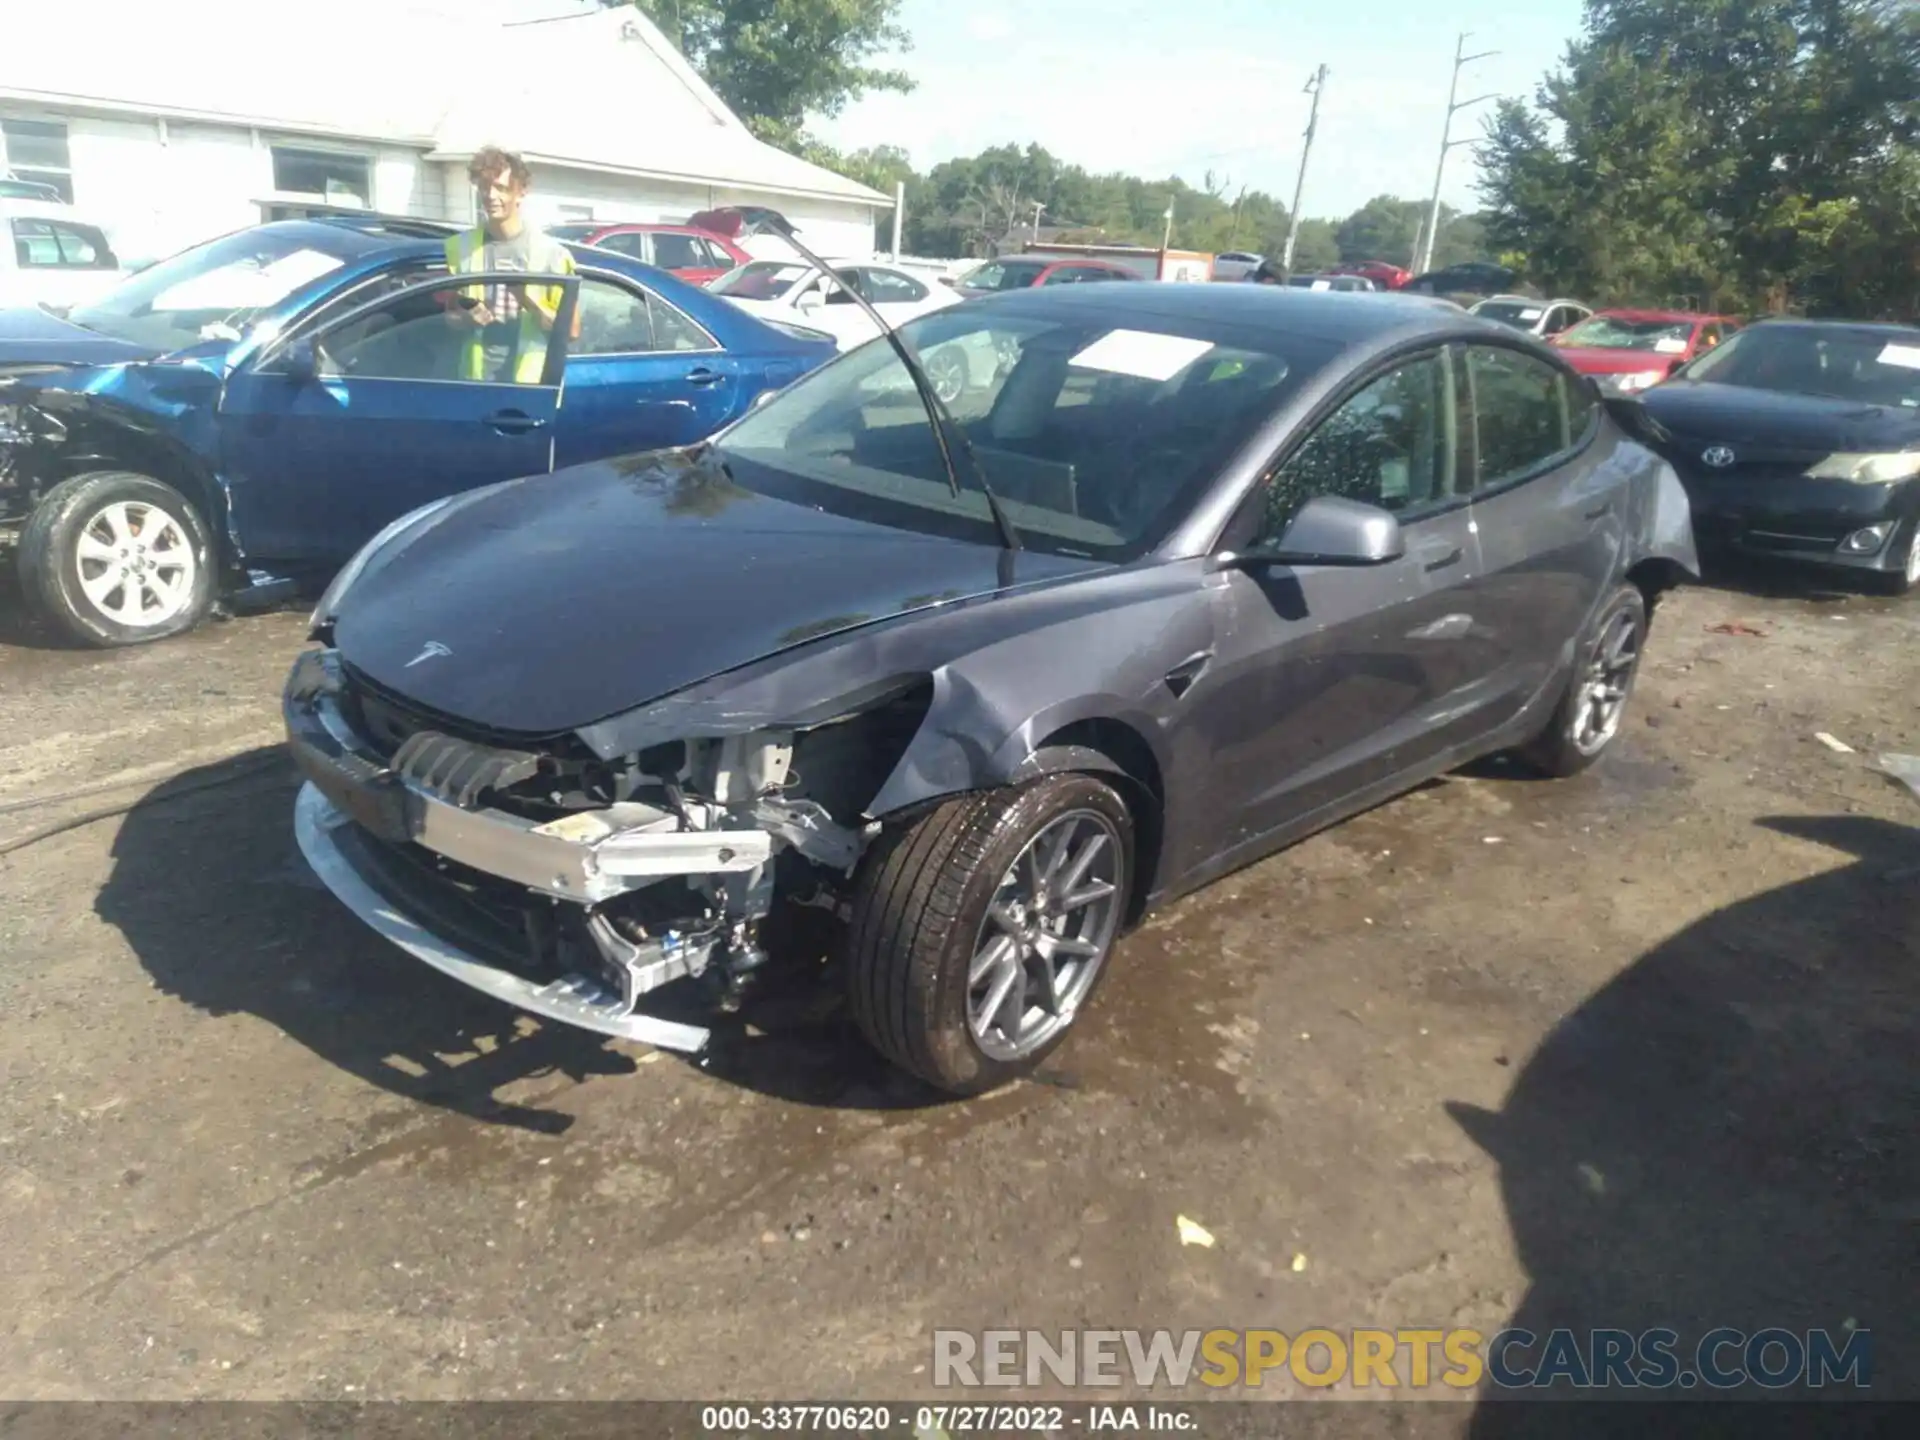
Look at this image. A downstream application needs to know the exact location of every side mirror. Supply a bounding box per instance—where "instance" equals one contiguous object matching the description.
[1235,495,1405,568]
[281,336,319,383]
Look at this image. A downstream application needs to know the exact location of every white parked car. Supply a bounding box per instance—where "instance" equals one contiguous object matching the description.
[710,257,961,349]
[0,197,126,311]
[1469,293,1593,339]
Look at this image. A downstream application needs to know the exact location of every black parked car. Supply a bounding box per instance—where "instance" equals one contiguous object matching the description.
[1403,261,1518,299]
[285,284,1697,1095]
[1638,319,1920,592]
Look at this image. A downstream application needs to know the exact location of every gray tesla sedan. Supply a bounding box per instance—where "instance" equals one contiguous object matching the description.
[284,284,1699,1095]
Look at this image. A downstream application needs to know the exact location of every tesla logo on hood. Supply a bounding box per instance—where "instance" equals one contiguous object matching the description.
[1702,446,1737,469]
[405,641,453,667]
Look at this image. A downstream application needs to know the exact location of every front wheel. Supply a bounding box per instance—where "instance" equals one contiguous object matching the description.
[1519,582,1648,777]
[843,774,1134,1095]
[925,344,968,405]
[18,471,216,648]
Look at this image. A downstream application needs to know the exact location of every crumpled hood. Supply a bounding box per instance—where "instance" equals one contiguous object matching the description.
[1555,345,1686,376]
[331,450,1104,737]
[1640,379,1920,454]
[0,305,158,368]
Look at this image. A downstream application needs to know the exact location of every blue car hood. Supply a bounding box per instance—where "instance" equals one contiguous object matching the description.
[0,306,159,368]
[331,450,1105,737]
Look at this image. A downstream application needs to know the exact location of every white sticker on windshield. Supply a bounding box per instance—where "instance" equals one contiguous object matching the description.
[1653,337,1688,354]
[1878,343,1920,370]
[1519,308,1544,320]
[1069,329,1215,382]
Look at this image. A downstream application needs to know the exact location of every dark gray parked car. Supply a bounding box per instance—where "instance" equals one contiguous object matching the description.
[285,285,1699,1095]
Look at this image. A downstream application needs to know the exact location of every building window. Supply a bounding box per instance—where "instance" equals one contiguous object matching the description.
[1,118,74,203]
[270,146,371,206]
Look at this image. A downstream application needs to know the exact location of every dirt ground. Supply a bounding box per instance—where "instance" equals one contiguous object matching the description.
[0,558,1915,1423]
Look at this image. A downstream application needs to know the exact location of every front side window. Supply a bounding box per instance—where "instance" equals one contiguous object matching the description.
[1468,346,1572,490]
[310,275,564,384]
[1258,352,1457,541]
[715,306,1336,561]
[569,276,714,356]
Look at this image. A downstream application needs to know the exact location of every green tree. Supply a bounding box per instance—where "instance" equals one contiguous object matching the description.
[1478,0,1920,314]
[609,0,914,148]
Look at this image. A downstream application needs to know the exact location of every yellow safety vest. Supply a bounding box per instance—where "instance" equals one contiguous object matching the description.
[444,228,574,384]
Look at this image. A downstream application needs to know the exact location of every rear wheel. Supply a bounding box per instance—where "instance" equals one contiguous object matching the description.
[18,471,216,648]
[843,774,1133,1095]
[1519,582,1647,777]
[925,344,968,404]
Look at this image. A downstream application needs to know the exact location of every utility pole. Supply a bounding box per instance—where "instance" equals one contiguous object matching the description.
[1417,32,1499,276]
[1280,64,1330,278]
[1162,198,1175,251]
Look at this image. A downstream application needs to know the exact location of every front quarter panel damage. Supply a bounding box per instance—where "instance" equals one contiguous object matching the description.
[575,559,1220,830]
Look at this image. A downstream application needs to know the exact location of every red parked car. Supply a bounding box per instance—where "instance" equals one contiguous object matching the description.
[950,256,1144,297]
[1328,259,1412,290]
[545,222,751,286]
[1552,308,1742,394]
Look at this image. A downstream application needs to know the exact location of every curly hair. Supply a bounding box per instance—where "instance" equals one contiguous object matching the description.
[468,146,531,190]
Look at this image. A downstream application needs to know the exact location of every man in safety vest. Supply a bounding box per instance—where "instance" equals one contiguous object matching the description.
[443,146,576,383]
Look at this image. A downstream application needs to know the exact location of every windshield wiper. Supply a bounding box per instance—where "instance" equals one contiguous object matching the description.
[723,210,1022,554]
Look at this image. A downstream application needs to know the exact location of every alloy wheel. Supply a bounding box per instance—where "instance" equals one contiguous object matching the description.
[927,346,967,405]
[1571,604,1641,756]
[965,808,1125,1062]
[73,501,198,629]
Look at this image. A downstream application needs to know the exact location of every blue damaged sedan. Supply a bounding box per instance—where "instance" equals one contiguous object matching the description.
[0,213,835,647]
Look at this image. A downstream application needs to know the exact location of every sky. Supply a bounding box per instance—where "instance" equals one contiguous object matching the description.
[813,0,1590,219]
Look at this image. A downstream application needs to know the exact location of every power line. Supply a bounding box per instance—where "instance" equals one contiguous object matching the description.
[1417,31,1500,274]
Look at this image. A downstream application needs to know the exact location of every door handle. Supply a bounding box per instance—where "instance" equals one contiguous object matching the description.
[1584,501,1614,520]
[685,367,726,387]
[1423,545,1464,573]
[484,409,548,435]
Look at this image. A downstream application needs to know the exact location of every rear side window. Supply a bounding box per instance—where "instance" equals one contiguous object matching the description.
[594,231,648,262]
[650,233,707,271]
[1467,345,1574,490]
[12,217,117,270]
[862,268,929,303]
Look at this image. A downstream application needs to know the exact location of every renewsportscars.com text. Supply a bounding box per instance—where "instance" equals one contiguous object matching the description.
[933,1326,1872,1391]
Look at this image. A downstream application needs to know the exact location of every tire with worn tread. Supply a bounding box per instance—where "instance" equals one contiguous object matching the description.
[18,470,216,648]
[843,774,1134,1095]
[1519,582,1647,778]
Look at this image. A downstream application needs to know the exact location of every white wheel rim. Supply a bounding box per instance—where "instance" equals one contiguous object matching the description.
[928,348,965,404]
[1904,526,1919,586]
[73,500,198,628]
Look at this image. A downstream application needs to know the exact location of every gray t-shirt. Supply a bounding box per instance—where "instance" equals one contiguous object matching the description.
[476,227,539,378]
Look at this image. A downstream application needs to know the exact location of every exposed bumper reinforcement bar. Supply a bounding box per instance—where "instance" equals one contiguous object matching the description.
[294,782,711,1054]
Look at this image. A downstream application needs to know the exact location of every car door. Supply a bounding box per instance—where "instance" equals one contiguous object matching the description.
[218,269,571,568]
[1455,342,1625,730]
[1193,347,1485,859]
[552,272,740,469]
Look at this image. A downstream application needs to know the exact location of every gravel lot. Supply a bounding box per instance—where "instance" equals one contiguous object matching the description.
[1,561,1915,1418]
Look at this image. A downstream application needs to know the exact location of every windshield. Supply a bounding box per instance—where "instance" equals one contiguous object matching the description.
[961,260,1045,291]
[67,228,361,350]
[714,304,1338,562]
[710,260,814,300]
[1680,326,1920,408]
[1475,300,1547,329]
[1560,314,1695,353]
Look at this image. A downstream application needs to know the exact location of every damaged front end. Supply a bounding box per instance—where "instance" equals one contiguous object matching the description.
[285,648,921,1053]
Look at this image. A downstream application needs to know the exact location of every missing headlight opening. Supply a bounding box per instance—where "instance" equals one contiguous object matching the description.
[288,651,930,1046]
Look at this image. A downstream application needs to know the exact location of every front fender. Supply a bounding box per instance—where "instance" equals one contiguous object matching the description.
[1628,450,1700,579]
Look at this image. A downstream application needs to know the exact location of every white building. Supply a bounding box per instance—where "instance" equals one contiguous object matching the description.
[0,0,891,265]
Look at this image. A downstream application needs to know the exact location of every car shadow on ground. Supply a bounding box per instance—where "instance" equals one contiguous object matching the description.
[96,748,955,1128]
[97,748,646,1136]
[1453,812,1919,1431]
